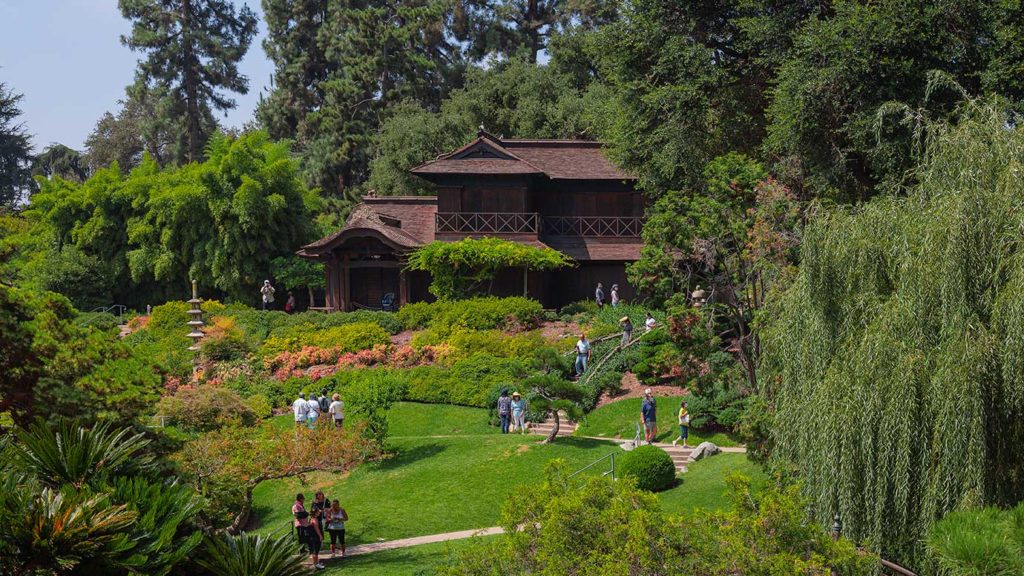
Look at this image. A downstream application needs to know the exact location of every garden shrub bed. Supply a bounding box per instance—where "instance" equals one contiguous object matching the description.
[396,297,544,333]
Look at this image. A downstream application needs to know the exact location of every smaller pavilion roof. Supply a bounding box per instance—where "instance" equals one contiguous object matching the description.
[298,196,437,257]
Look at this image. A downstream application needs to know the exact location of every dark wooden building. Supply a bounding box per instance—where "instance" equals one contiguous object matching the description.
[298,131,643,310]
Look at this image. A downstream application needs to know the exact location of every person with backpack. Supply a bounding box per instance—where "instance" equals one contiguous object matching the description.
[293,493,325,570]
[318,389,330,414]
[497,389,512,434]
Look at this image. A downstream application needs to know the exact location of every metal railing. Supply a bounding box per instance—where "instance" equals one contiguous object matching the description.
[542,215,643,237]
[436,212,540,234]
[569,452,617,480]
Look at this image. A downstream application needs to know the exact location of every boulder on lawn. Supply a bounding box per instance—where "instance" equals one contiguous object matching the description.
[690,441,721,461]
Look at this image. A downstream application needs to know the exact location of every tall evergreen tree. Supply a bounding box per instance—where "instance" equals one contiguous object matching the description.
[258,0,466,194]
[119,0,258,164]
[0,81,33,206]
[85,88,179,172]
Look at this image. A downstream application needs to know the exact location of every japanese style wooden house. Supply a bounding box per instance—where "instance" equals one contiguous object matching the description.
[297,131,644,310]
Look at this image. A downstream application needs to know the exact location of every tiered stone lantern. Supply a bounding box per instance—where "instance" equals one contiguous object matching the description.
[186,280,205,369]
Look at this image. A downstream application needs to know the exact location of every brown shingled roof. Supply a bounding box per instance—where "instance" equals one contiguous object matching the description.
[411,132,632,181]
[299,196,436,256]
[544,236,643,261]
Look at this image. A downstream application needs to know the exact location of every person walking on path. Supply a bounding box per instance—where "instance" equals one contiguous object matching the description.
[293,392,309,427]
[293,493,325,570]
[574,333,592,377]
[326,499,348,557]
[673,400,690,447]
[329,393,344,429]
[306,393,321,429]
[497,389,512,434]
[260,280,276,311]
[641,388,657,445]
[318,389,330,415]
[644,312,656,332]
[284,291,296,313]
[595,283,605,308]
[610,284,620,307]
[510,391,526,434]
[620,316,633,348]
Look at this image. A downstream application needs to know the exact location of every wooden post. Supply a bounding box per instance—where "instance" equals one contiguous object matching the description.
[341,254,351,312]
[399,269,409,307]
[523,266,528,297]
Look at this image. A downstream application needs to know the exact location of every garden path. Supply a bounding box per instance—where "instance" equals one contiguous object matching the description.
[314,526,504,567]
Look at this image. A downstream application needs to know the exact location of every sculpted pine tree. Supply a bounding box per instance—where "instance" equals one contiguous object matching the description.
[0,81,33,206]
[119,0,257,164]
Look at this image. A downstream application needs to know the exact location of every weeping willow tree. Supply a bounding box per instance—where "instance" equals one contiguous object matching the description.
[761,92,1024,567]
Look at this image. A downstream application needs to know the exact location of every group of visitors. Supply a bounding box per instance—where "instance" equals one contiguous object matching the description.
[259,280,297,313]
[293,390,345,429]
[496,389,528,433]
[639,388,690,447]
[292,490,349,569]
[594,282,622,308]
[573,313,658,377]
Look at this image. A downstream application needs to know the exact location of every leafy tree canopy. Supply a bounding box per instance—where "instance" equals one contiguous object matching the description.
[406,236,574,300]
[0,81,33,207]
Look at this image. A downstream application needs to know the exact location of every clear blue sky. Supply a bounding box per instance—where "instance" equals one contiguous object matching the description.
[0,0,274,152]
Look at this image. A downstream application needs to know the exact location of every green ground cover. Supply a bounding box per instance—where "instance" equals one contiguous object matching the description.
[321,538,488,576]
[657,453,767,513]
[268,402,497,437]
[576,396,742,447]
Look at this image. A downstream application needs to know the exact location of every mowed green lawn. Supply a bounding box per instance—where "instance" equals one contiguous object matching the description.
[657,453,767,513]
[320,537,489,576]
[254,404,619,545]
[576,396,741,447]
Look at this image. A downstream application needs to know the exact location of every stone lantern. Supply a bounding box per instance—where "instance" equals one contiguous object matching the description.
[186,280,205,368]
[691,285,707,308]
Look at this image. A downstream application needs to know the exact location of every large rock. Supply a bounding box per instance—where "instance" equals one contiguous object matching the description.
[690,441,721,461]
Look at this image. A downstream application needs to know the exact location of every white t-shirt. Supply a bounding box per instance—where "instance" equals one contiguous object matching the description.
[293,398,309,421]
[307,398,321,418]
[645,317,656,331]
[329,400,344,420]
[576,339,591,354]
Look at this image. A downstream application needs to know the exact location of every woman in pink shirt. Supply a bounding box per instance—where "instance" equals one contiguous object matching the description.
[293,493,325,570]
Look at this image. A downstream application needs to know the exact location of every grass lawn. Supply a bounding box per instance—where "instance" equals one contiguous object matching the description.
[252,428,619,545]
[321,537,490,576]
[576,396,741,447]
[268,401,496,437]
[657,453,768,514]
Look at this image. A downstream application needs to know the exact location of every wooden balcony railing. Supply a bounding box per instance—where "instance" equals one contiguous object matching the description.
[436,212,540,234]
[542,215,643,237]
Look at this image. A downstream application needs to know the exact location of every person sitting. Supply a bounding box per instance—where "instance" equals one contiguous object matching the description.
[293,493,325,570]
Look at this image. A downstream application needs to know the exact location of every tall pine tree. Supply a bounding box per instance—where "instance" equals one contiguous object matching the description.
[0,81,33,206]
[119,0,258,164]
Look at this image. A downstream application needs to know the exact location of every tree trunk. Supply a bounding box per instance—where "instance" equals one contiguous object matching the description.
[307,285,315,310]
[527,0,540,64]
[544,410,559,444]
[227,482,256,535]
[181,0,201,162]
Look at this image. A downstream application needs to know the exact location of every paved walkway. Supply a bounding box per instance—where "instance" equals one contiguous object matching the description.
[315,526,504,566]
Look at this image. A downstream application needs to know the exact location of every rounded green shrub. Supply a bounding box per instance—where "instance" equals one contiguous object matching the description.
[618,445,676,492]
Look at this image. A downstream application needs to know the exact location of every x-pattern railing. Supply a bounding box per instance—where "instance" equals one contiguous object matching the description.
[542,216,643,237]
[436,212,540,234]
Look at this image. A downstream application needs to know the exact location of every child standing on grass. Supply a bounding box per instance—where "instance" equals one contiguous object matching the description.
[673,400,690,447]
[327,500,348,557]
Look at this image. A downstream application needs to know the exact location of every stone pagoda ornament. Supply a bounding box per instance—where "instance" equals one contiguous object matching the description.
[186,280,205,369]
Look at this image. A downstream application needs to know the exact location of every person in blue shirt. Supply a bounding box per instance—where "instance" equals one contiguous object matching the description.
[641,388,657,445]
[510,391,526,434]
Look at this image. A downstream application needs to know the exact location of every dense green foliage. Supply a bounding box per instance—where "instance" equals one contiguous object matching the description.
[260,321,390,357]
[15,132,317,308]
[439,462,874,575]
[396,296,545,333]
[119,0,258,163]
[762,96,1024,565]
[0,283,161,427]
[196,532,307,576]
[926,503,1024,576]
[617,445,676,492]
[407,237,573,300]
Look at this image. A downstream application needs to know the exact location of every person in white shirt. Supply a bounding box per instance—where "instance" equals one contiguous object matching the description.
[293,392,309,426]
[574,333,591,376]
[645,312,657,332]
[328,394,345,429]
[306,395,321,429]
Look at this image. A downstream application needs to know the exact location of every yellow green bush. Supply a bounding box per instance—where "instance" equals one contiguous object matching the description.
[259,322,389,357]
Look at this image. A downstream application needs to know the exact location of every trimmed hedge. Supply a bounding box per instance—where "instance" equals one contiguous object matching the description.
[618,445,677,492]
[396,297,544,333]
[259,322,390,356]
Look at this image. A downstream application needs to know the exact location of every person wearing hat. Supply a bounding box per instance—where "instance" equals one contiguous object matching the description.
[293,392,309,427]
[510,391,526,434]
[620,315,634,348]
[497,389,512,434]
[260,279,276,311]
[641,388,657,445]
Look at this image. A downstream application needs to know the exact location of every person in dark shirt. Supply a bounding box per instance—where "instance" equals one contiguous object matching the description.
[497,389,512,434]
[641,388,657,445]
